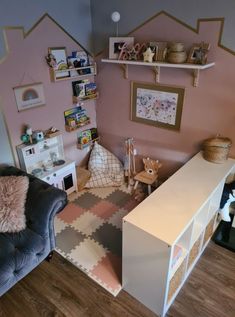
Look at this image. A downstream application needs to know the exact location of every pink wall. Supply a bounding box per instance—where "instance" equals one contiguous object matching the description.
[96,14,235,178]
[0,16,97,167]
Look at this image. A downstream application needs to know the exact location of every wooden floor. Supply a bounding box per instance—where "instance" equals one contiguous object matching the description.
[0,242,234,317]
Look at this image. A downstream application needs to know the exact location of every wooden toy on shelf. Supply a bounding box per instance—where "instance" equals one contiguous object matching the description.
[134,157,162,195]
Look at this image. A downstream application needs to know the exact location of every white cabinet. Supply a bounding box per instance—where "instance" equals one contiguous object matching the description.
[123,152,235,317]
[16,134,77,195]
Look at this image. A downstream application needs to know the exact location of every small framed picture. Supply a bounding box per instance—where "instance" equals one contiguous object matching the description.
[149,42,168,62]
[109,37,134,59]
[13,82,46,112]
[48,47,69,79]
[187,43,210,64]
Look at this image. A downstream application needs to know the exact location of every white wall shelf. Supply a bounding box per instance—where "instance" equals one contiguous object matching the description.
[101,59,215,87]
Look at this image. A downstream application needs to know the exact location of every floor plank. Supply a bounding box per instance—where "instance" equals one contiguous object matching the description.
[0,242,234,317]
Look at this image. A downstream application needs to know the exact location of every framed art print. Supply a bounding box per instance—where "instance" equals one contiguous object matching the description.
[13,82,46,112]
[131,81,185,131]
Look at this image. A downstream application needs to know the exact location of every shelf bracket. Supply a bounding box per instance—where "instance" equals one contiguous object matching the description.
[153,66,160,83]
[120,64,128,79]
[193,69,200,87]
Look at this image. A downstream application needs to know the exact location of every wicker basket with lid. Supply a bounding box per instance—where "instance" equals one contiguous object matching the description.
[203,136,232,163]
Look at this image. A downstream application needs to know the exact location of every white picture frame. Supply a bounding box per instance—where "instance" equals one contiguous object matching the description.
[48,47,69,79]
[13,82,46,112]
[109,37,134,59]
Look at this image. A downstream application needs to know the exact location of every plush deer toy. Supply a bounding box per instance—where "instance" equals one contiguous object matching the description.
[143,157,162,176]
[134,157,162,199]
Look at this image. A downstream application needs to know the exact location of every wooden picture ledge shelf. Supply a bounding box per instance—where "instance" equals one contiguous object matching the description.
[65,119,90,132]
[49,63,97,82]
[101,59,215,87]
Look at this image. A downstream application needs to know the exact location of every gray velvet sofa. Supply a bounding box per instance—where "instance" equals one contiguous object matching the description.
[0,166,67,296]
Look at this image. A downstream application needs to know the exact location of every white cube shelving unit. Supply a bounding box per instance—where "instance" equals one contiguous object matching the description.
[123,152,235,317]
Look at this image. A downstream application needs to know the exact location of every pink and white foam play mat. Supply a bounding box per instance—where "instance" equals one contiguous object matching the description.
[54,185,139,296]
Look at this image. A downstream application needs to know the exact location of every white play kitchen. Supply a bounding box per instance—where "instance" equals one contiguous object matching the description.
[122,151,235,317]
[16,132,77,195]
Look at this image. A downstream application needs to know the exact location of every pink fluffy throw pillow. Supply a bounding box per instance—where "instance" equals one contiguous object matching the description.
[0,176,29,233]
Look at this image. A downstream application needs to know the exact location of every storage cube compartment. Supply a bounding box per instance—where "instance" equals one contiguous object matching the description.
[203,214,217,246]
[187,234,202,270]
[208,182,224,219]
[213,211,221,231]
[169,223,192,278]
[167,258,186,303]
[191,201,210,246]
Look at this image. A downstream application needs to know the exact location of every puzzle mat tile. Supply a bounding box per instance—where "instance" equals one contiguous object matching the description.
[55,185,137,296]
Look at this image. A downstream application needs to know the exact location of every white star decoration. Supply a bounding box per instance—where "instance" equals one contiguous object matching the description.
[143,47,154,62]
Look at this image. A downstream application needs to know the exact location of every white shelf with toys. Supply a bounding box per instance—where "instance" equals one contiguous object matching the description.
[46,48,97,82]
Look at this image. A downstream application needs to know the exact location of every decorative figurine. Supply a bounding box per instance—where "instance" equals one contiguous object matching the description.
[45,53,57,68]
[143,47,155,63]
[26,126,33,144]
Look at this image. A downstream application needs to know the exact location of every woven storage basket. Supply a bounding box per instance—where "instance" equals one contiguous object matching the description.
[203,136,232,163]
[168,42,184,52]
[167,51,187,63]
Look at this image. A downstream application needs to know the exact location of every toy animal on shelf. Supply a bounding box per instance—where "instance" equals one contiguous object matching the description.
[219,180,235,222]
[134,157,162,195]
[45,53,57,68]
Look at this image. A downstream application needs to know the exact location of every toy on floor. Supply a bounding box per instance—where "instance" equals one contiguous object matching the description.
[124,138,137,188]
[134,157,162,195]
[219,180,235,222]
[133,183,147,202]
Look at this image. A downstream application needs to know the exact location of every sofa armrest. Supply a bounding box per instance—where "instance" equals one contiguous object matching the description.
[25,178,67,236]
[0,166,67,239]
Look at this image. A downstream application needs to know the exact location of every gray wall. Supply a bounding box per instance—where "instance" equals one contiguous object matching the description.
[2,1,234,60]
[0,0,93,60]
[90,0,235,54]
[0,106,14,166]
